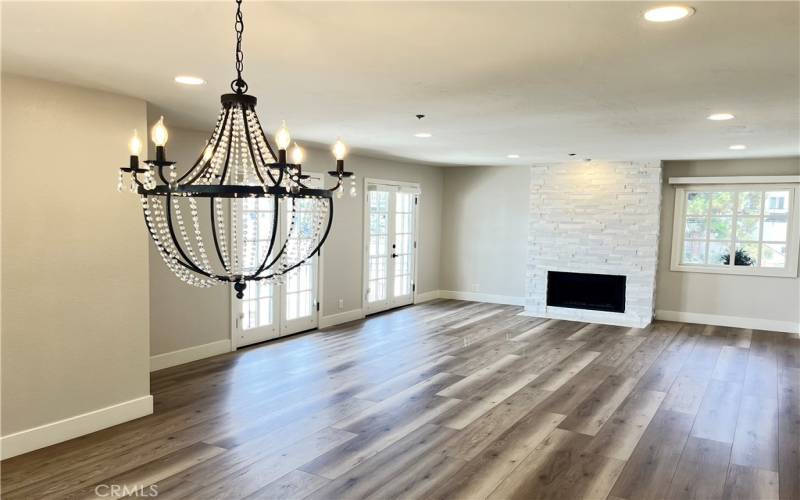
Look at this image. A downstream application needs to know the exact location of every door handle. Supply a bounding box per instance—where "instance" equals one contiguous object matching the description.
[391,253,398,258]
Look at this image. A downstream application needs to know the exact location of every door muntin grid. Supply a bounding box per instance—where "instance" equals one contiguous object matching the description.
[241,197,276,330]
[284,196,318,322]
[367,190,390,303]
[393,192,414,298]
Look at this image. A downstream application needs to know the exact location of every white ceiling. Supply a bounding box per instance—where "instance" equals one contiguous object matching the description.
[2,1,798,166]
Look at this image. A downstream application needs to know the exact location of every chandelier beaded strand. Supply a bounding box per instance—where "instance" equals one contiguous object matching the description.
[118,0,355,298]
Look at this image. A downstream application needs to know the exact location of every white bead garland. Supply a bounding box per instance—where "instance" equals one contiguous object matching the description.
[124,101,336,290]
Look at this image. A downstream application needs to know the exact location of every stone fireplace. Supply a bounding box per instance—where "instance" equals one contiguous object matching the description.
[525,161,662,328]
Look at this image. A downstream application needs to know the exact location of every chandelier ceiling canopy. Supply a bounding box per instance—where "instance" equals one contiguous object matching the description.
[118,0,354,298]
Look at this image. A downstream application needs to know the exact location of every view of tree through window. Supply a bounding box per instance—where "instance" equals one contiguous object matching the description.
[680,188,791,269]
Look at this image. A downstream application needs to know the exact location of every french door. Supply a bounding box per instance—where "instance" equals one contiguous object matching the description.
[232,174,321,348]
[363,180,419,315]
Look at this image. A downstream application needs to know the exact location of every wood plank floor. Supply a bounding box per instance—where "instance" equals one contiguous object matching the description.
[2,300,798,499]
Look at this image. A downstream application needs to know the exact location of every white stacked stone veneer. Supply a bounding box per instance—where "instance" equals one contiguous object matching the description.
[525,161,662,328]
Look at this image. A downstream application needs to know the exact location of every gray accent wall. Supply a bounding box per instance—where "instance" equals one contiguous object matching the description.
[1,76,150,436]
[657,158,800,325]
[439,165,530,299]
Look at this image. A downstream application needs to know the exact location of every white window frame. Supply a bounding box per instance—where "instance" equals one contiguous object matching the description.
[670,182,800,278]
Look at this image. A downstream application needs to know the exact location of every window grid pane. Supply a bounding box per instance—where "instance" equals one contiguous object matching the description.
[681,187,792,270]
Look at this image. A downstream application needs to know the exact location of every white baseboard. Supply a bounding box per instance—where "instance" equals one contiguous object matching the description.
[414,290,441,303]
[0,395,153,460]
[150,339,232,372]
[656,309,800,334]
[439,290,525,306]
[320,308,365,329]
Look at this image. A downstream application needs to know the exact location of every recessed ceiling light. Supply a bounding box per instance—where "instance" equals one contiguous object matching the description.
[414,132,432,138]
[507,154,520,159]
[174,75,206,85]
[729,144,747,150]
[644,5,695,22]
[707,113,735,121]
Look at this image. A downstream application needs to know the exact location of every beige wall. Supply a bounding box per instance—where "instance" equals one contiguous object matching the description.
[439,165,529,298]
[657,158,800,325]
[146,120,444,356]
[1,76,150,435]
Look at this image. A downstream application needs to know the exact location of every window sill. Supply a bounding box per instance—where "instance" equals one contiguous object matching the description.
[669,262,798,278]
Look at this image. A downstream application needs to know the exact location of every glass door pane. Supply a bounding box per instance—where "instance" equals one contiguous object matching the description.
[280,175,321,335]
[392,192,415,302]
[236,197,278,347]
[366,189,390,310]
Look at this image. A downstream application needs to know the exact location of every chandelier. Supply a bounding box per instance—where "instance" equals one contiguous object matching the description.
[117,0,354,298]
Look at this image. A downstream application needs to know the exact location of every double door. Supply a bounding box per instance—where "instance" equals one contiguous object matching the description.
[364,181,419,315]
[232,175,321,348]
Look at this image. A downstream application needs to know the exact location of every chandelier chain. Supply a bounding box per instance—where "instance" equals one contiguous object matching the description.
[231,0,248,94]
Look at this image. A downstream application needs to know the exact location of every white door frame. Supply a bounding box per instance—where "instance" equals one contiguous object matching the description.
[361,177,421,316]
[229,172,325,349]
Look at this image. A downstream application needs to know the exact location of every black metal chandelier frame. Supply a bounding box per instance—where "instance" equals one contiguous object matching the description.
[119,0,352,298]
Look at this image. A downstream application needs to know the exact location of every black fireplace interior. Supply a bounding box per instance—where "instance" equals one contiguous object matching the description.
[547,271,626,313]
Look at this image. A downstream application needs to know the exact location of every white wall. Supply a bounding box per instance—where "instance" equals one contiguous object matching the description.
[1,76,151,458]
[439,166,529,300]
[656,158,800,331]
[146,119,444,359]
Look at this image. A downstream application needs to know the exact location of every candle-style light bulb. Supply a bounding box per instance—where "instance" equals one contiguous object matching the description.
[275,120,291,150]
[332,139,347,160]
[128,129,143,156]
[151,116,169,147]
[290,142,304,164]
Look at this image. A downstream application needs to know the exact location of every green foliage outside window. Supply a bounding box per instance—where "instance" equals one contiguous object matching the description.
[721,248,755,266]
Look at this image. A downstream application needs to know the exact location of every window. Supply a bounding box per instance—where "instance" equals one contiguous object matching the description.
[671,184,799,277]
